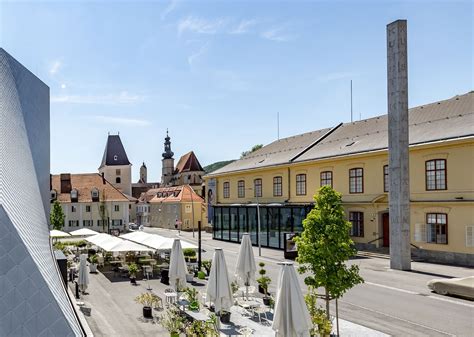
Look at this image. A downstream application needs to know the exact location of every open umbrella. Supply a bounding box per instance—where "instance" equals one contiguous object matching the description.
[235,233,256,299]
[169,239,188,291]
[207,248,233,315]
[77,254,89,293]
[50,229,71,238]
[272,262,312,337]
[70,228,98,236]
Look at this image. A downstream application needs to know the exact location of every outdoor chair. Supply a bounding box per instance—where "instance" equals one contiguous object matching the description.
[253,305,269,324]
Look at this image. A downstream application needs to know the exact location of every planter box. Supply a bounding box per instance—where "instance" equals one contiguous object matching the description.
[143,306,152,318]
[89,264,97,273]
[220,312,231,324]
[185,273,194,282]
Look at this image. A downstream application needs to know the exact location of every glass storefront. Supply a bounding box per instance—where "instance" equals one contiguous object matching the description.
[213,205,312,249]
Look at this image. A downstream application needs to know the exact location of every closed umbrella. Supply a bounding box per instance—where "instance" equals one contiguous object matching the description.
[235,233,256,298]
[77,254,89,293]
[272,262,312,337]
[169,239,188,291]
[207,248,233,315]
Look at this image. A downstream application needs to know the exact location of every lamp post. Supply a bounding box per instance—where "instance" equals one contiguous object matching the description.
[190,186,195,238]
[247,187,262,257]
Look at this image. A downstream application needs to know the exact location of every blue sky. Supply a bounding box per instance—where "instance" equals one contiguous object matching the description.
[1,0,472,182]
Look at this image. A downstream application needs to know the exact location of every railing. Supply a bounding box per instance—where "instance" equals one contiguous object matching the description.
[367,236,384,244]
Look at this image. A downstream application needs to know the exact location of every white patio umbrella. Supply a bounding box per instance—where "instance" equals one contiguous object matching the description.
[50,229,71,238]
[70,228,99,236]
[235,233,257,298]
[207,248,233,315]
[77,254,89,293]
[272,262,312,337]
[169,239,188,291]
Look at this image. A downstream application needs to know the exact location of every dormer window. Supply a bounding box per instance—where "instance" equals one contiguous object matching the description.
[174,191,179,197]
[114,155,118,161]
[91,188,99,201]
[70,189,78,202]
[157,192,162,197]
[50,189,57,201]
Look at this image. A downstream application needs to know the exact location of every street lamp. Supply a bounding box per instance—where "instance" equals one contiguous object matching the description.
[247,187,262,257]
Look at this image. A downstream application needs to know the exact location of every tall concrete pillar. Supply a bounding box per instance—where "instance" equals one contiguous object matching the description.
[387,20,411,270]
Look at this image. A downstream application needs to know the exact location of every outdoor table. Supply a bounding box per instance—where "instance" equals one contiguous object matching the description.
[183,309,209,322]
[236,299,260,310]
[109,260,122,265]
[138,258,156,265]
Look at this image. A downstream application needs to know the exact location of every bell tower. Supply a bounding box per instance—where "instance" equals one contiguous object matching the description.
[161,130,174,186]
[139,162,147,183]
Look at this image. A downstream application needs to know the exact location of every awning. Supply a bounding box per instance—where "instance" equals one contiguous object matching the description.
[86,233,153,252]
[120,231,198,250]
[70,228,99,236]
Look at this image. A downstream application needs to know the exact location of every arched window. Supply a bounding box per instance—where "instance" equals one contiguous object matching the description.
[50,189,57,201]
[116,177,121,184]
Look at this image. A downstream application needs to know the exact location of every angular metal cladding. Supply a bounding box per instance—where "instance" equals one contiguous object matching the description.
[0,48,84,336]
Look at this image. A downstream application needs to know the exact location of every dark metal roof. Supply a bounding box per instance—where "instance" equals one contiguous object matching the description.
[99,135,131,167]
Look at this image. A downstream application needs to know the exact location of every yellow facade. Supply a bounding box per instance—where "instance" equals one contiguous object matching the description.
[207,138,474,256]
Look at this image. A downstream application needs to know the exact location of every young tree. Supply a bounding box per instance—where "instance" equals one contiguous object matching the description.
[50,200,65,230]
[295,186,363,319]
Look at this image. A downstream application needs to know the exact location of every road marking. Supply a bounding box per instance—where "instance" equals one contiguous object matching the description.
[341,301,456,336]
[365,281,474,308]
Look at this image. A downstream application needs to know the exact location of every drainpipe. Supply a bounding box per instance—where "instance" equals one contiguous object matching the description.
[287,167,291,203]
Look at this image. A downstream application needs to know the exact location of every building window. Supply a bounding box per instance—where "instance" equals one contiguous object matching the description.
[320,171,333,188]
[383,165,389,192]
[50,190,57,201]
[114,205,120,212]
[238,180,245,198]
[273,176,283,197]
[349,212,364,237]
[254,179,262,198]
[83,220,93,227]
[86,205,91,212]
[116,169,121,175]
[296,174,306,196]
[70,189,78,201]
[223,182,230,198]
[466,226,474,247]
[99,205,105,213]
[427,213,447,244]
[426,159,447,190]
[68,220,79,227]
[91,188,99,200]
[349,168,364,193]
[112,219,122,227]
[71,205,77,212]
[116,177,121,184]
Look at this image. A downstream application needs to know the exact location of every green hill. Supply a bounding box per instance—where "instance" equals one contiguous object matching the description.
[204,160,235,173]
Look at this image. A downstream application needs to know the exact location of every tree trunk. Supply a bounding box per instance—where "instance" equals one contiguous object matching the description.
[325,288,330,320]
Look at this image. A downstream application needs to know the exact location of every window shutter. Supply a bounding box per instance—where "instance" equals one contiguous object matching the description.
[466,226,474,247]
[414,223,427,242]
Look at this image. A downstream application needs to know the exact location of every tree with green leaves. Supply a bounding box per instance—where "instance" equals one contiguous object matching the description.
[295,185,363,319]
[50,200,65,230]
[240,144,263,158]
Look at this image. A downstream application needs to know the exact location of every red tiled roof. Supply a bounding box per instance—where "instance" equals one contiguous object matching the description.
[174,151,204,174]
[147,185,204,204]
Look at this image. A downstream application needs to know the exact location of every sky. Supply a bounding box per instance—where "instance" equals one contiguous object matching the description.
[1,0,472,182]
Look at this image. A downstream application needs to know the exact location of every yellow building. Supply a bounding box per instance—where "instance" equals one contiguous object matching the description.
[204,92,474,266]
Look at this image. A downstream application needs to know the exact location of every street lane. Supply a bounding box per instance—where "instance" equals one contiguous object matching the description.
[146,228,474,336]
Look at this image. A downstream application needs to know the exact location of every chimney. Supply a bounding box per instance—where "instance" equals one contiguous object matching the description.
[60,174,71,194]
[101,172,106,185]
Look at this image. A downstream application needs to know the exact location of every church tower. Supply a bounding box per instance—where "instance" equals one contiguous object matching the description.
[98,134,132,196]
[139,162,147,183]
[161,130,174,186]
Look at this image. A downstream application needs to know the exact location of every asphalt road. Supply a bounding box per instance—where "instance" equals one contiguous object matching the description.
[146,228,474,337]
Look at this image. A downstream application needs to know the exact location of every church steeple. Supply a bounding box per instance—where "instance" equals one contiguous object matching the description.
[162,129,174,159]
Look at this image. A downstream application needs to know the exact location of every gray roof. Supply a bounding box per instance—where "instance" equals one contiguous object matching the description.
[210,92,473,176]
[99,134,131,167]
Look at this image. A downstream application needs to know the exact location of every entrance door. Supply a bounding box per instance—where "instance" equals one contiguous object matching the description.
[382,213,390,247]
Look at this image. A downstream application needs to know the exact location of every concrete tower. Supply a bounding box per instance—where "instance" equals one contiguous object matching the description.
[161,130,174,186]
[98,134,132,196]
[139,162,147,183]
[387,20,411,270]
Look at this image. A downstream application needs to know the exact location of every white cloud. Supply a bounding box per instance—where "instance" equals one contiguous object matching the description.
[230,19,257,34]
[49,60,62,75]
[177,16,227,35]
[51,91,145,105]
[161,0,179,20]
[261,26,294,42]
[91,115,151,127]
[188,43,209,66]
